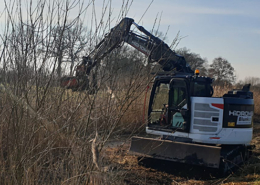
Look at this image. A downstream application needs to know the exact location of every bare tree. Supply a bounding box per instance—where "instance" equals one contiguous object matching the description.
[49,21,89,77]
[208,57,236,85]
[0,0,158,184]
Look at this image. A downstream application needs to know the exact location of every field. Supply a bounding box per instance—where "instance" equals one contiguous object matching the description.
[0,84,259,184]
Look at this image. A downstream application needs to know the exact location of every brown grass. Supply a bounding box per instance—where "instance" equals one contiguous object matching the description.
[0,70,150,184]
[0,82,259,184]
[214,85,260,121]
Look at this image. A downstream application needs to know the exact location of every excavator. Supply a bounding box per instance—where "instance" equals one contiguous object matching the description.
[60,17,254,173]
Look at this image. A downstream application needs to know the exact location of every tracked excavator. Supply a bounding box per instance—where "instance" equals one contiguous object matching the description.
[60,17,254,173]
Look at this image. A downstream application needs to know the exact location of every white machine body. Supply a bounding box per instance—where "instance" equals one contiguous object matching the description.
[147,97,253,145]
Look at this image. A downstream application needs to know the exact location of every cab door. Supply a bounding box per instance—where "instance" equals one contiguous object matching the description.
[168,78,191,132]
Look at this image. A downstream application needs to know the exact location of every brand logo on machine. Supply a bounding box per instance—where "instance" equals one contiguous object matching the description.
[229,110,253,116]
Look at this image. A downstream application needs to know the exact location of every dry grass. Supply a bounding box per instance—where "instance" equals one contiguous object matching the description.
[252,89,260,119]
[0,72,150,184]
[0,82,259,184]
[213,85,260,116]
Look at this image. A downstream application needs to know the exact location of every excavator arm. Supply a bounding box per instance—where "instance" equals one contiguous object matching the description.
[82,18,135,70]
[125,28,192,73]
[61,17,193,91]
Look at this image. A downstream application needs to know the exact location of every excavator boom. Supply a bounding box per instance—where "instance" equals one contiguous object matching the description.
[60,17,193,91]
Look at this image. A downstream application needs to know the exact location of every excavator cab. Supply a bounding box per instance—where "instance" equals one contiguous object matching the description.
[148,76,190,132]
[148,74,213,133]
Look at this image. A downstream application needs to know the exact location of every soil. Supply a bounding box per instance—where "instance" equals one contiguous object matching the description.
[101,122,260,185]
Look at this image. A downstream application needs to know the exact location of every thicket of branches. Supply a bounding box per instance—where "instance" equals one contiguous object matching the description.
[0,0,156,184]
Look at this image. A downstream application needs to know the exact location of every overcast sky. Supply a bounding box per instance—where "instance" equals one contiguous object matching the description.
[0,0,259,81]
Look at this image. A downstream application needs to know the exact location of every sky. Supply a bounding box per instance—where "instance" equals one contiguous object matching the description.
[0,0,259,81]
[112,0,260,81]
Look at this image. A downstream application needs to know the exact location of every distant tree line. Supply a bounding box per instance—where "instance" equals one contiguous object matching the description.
[176,48,260,87]
[176,47,236,86]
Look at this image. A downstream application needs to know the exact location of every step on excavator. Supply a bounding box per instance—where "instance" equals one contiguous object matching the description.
[60,17,254,173]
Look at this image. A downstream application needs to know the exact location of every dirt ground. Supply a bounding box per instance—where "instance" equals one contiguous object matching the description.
[101,122,260,185]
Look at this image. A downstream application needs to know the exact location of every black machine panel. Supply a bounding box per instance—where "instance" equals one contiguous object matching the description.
[223,98,254,128]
